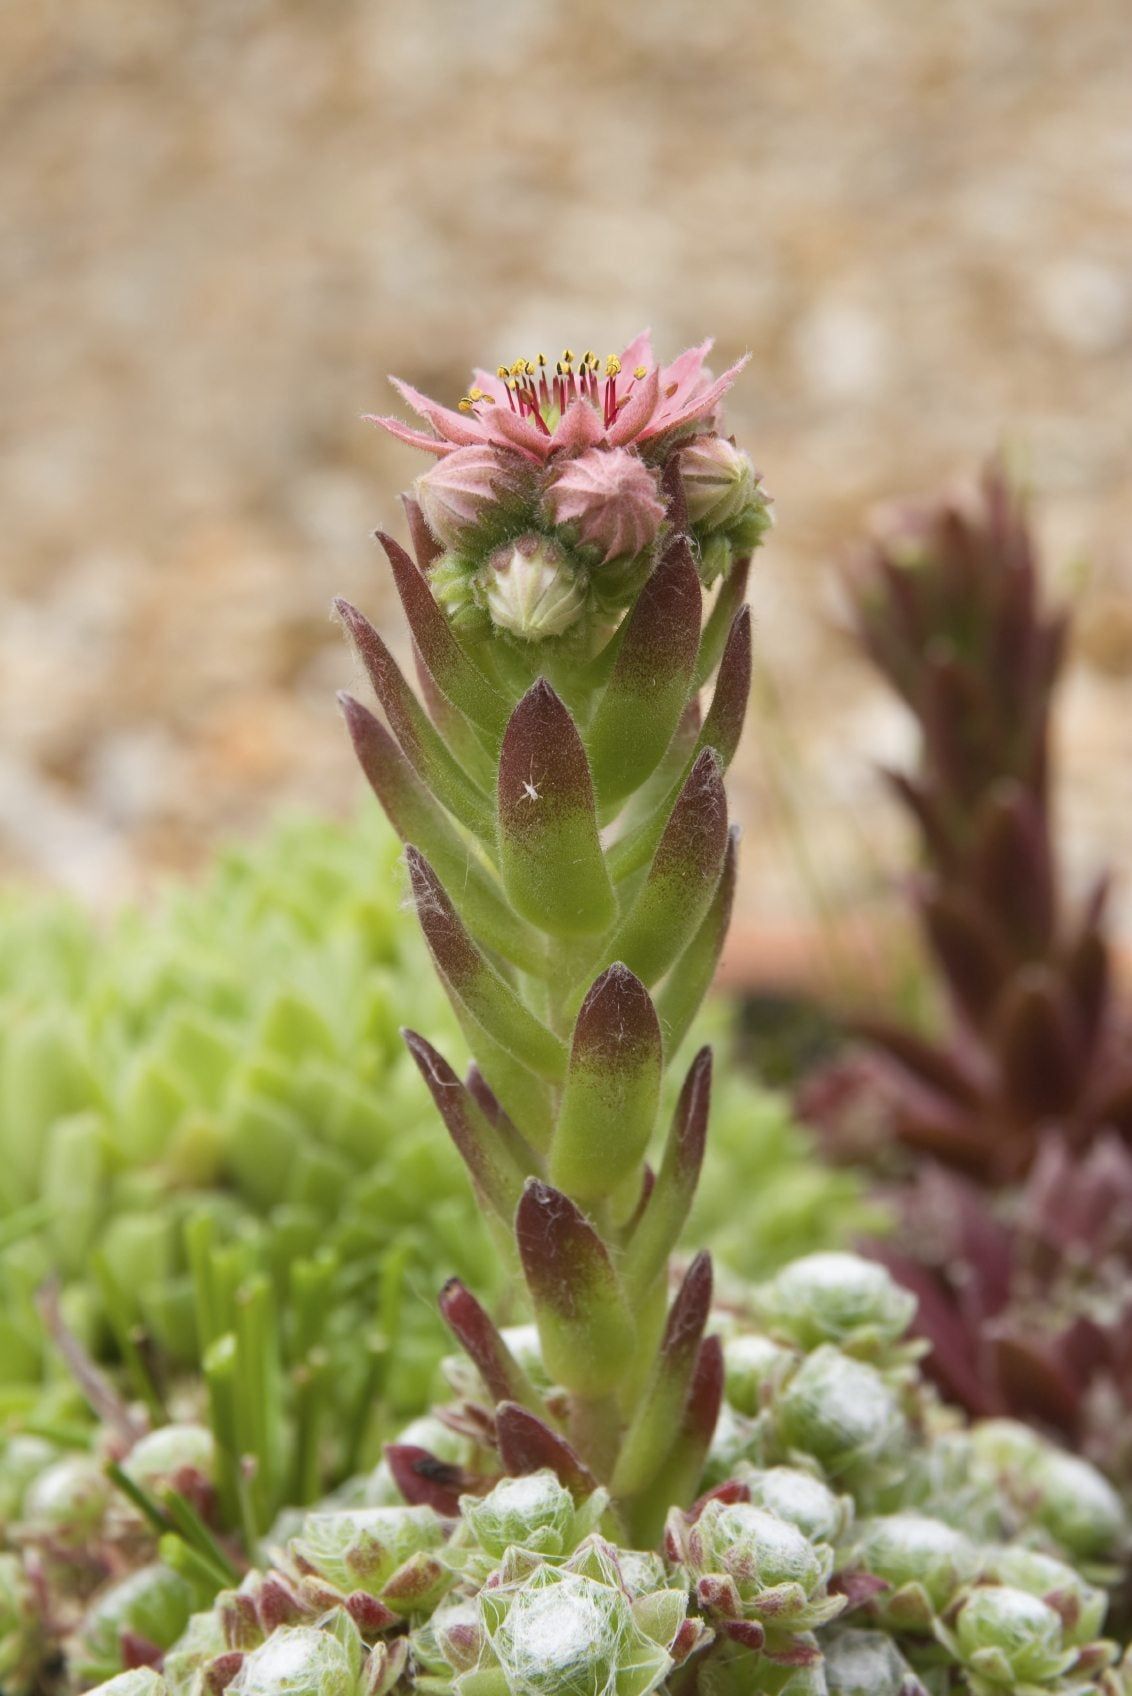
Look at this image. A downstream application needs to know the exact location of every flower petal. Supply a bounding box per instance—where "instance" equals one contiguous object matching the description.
[659,338,715,399]
[551,396,607,456]
[488,404,555,461]
[644,354,750,441]
[364,414,457,456]
[472,367,514,406]
[389,376,489,448]
[619,328,654,372]
[607,366,661,447]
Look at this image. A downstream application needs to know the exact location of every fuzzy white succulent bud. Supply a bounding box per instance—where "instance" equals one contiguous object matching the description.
[851,1514,979,1630]
[544,446,665,563]
[123,1424,216,1490]
[474,1551,680,1696]
[22,1454,111,1546]
[723,1332,796,1416]
[986,1545,1107,1647]
[776,1346,908,1479]
[80,1674,168,1696]
[971,1420,1128,1562]
[670,1499,845,1637]
[739,1466,852,1545]
[71,1564,197,1690]
[935,1584,1077,1689]
[754,1253,917,1359]
[478,534,586,642]
[228,1622,359,1696]
[679,435,762,531]
[823,1629,928,1696]
[460,1470,608,1565]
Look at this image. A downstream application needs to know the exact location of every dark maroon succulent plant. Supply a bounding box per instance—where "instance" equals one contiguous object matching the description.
[844,463,1132,1185]
[806,462,1132,1484]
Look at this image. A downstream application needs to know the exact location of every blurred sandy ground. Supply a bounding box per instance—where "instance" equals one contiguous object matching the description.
[2,0,1131,958]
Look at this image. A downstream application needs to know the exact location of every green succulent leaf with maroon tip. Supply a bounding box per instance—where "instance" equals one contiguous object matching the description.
[694,554,750,690]
[607,609,749,887]
[446,995,556,1154]
[438,1281,548,1418]
[639,1334,724,1542]
[656,827,738,1059]
[400,493,442,571]
[585,538,702,810]
[403,1032,526,1223]
[494,1404,602,1502]
[624,1048,712,1300]
[550,965,662,1204]
[496,681,616,938]
[599,749,728,988]
[376,531,509,738]
[612,1253,713,1502]
[697,604,752,769]
[341,694,543,974]
[336,599,496,844]
[514,1180,634,1399]
[405,849,567,1083]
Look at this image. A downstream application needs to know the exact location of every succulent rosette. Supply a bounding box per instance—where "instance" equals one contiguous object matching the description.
[821,1627,930,1696]
[666,1494,846,1657]
[447,1470,609,1582]
[752,1253,921,1371]
[933,1583,1085,1694]
[845,1512,980,1632]
[432,1537,701,1696]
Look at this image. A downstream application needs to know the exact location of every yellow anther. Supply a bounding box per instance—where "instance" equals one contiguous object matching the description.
[523,360,536,376]
[634,366,647,380]
[561,348,574,365]
[497,365,510,379]
[481,394,496,405]
[467,387,484,401]
[536,352,547,367]
[510,360,526,376]
[457,400,474,414]
[583,350,597,368]
[605,355,622,377]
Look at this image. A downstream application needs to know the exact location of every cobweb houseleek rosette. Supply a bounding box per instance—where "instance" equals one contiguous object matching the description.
[336,334,769,1542]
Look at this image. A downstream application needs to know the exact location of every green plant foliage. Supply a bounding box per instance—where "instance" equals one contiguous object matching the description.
[72,1254,1132,1696]
[0,813,868,1435]
[0,811,486,1430]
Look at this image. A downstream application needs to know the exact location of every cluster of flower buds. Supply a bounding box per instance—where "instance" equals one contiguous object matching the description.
[373,337,770,645]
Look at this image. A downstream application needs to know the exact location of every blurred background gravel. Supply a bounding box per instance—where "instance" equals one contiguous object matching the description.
[3,0,1131,961]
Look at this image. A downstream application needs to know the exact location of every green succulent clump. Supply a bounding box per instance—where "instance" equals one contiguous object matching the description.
[0,812,862,1431]
[75,1254,1130,1696]
[0,811,485,1426]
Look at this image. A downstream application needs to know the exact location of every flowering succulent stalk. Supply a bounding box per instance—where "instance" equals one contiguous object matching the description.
[337,334,770,1543]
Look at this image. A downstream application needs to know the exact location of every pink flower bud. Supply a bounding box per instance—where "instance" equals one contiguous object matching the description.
[414,445,528,550]
[479,534,586,642]
[679,435,760,530]
[545,447,665,563]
